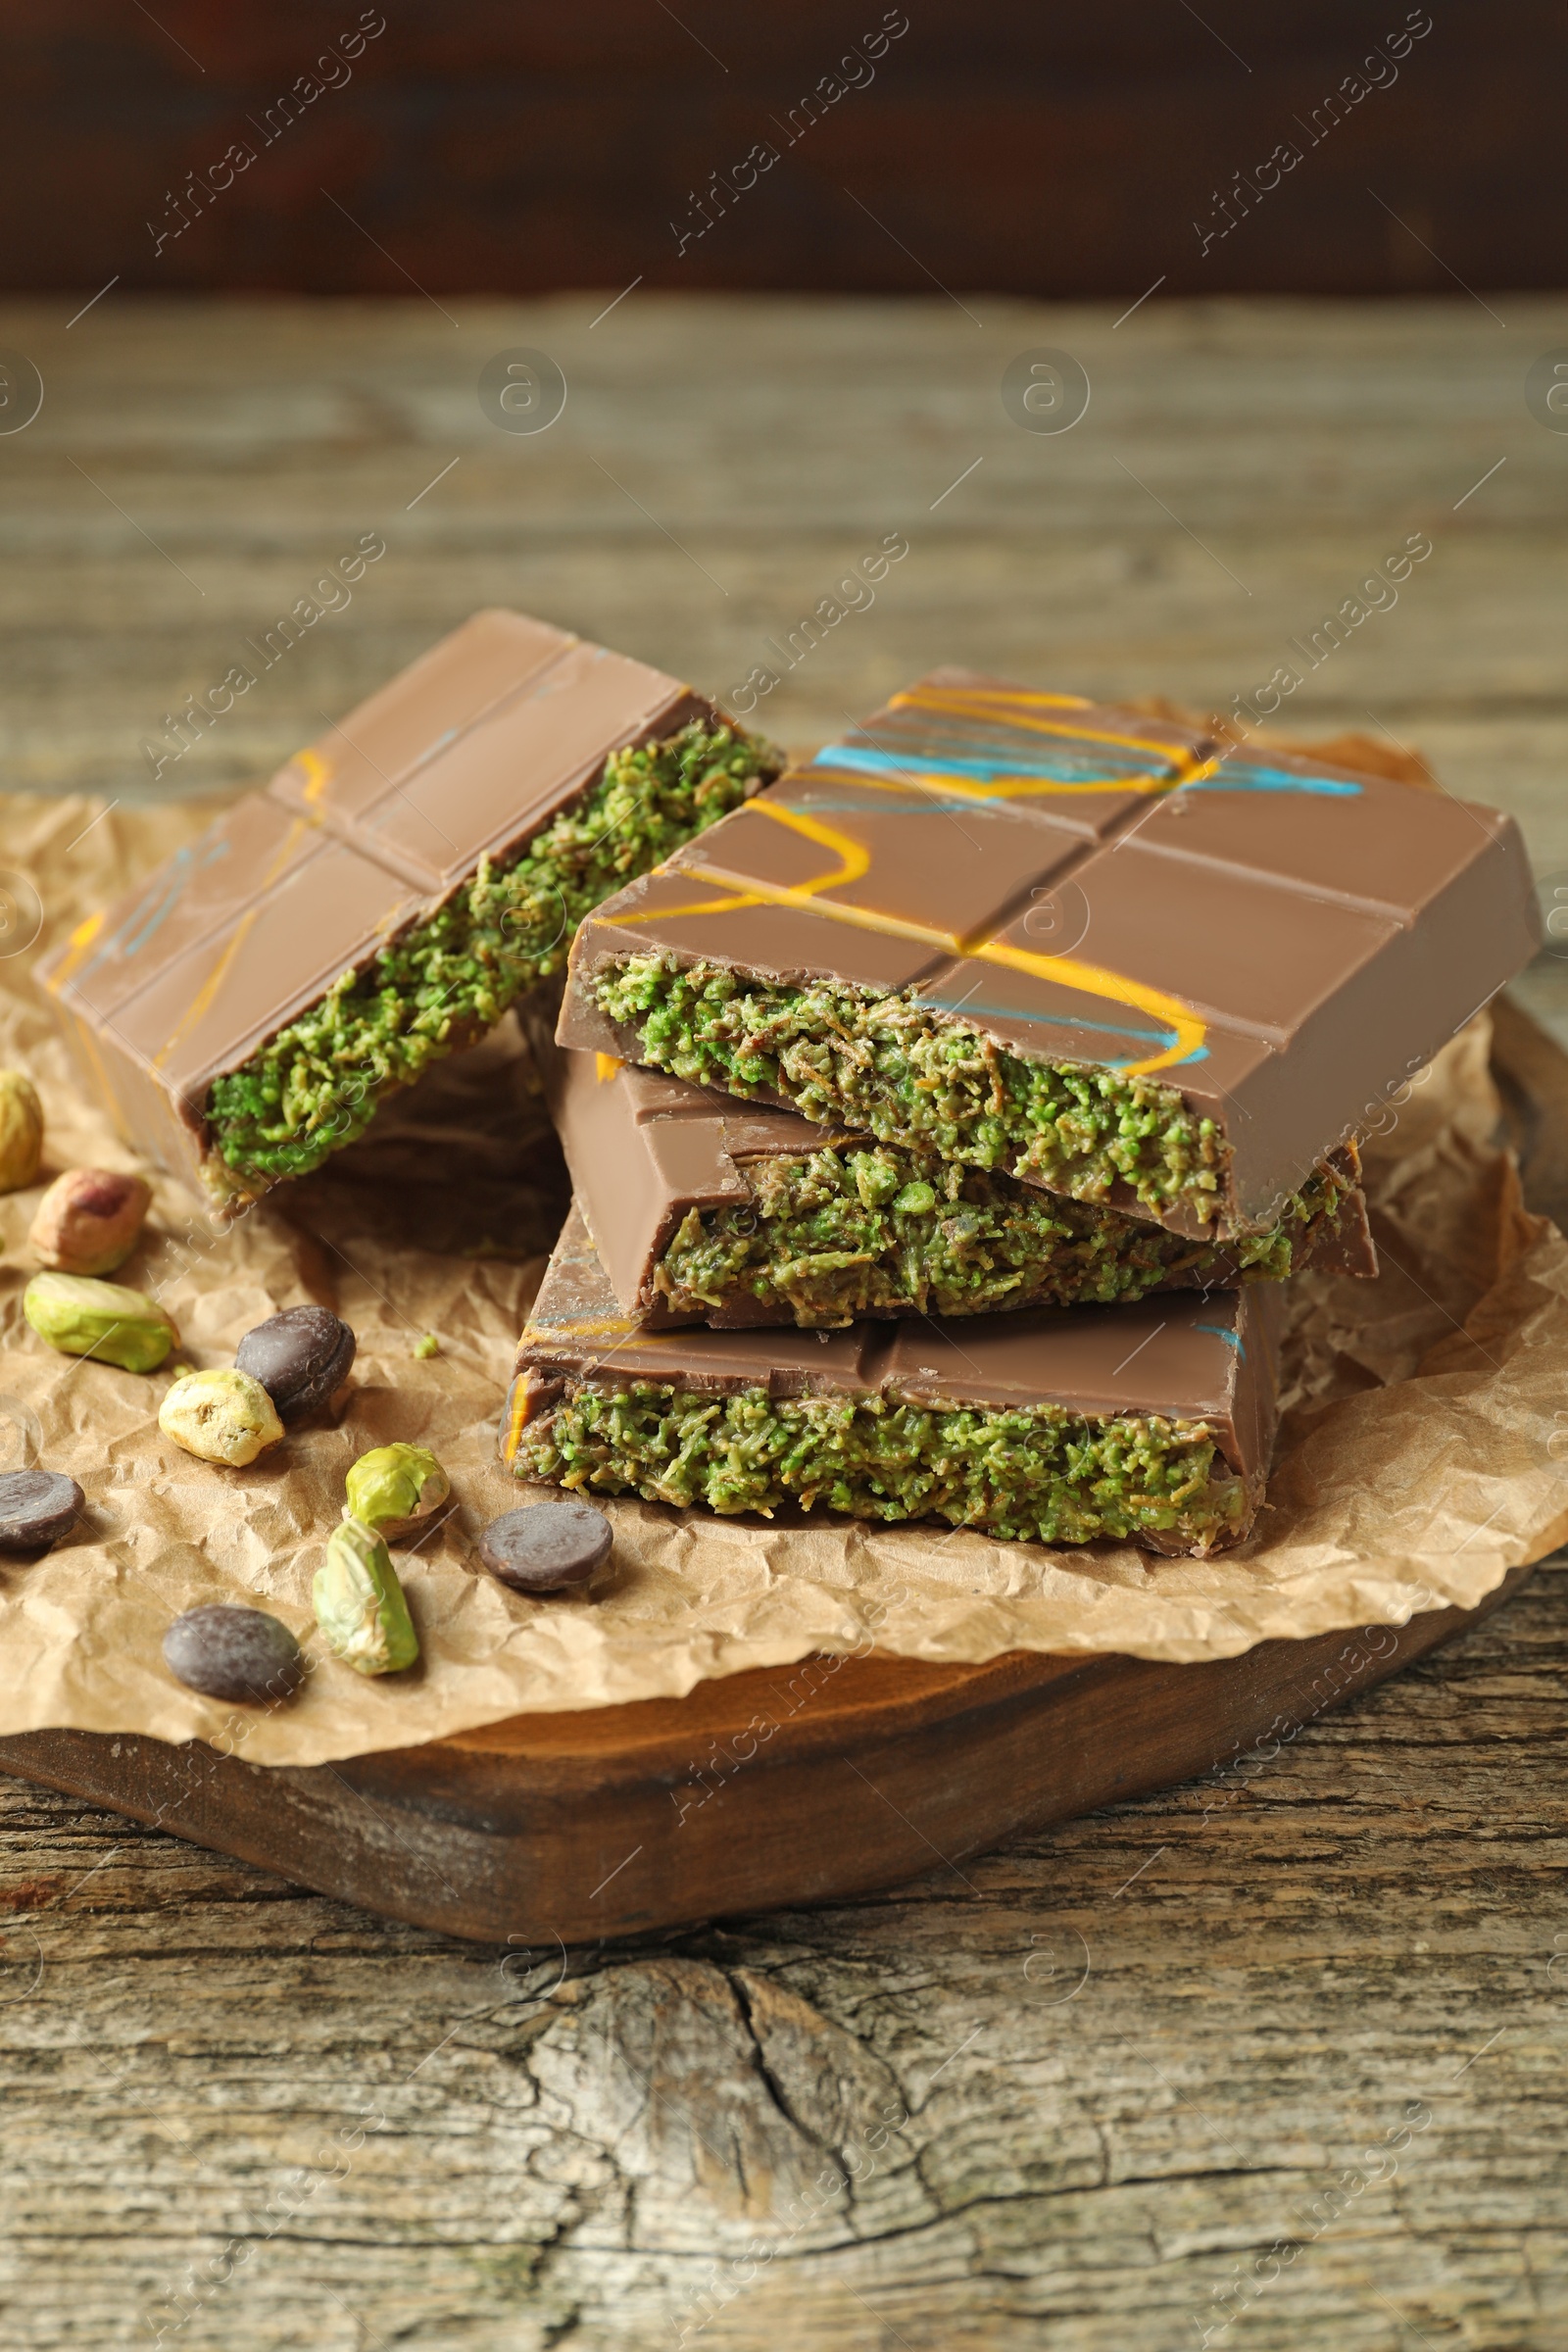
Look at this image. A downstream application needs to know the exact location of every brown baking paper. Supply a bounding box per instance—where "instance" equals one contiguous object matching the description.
[0,788,1562,1767]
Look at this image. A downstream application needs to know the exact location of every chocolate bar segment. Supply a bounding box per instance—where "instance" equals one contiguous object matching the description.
[525,1013,1374,1329]
[503,1203,1282,1555]
[559,669,1538,1239]
[39,611,777,1207]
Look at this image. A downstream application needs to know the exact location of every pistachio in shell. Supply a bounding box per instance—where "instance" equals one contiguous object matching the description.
[313,1516,419,1676]
[343,1443,450,1541]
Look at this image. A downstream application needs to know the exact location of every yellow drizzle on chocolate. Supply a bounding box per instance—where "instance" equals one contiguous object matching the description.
[602,796,1209,1081]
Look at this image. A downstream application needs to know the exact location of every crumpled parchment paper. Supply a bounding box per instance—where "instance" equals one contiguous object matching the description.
[0,789,1561,1767]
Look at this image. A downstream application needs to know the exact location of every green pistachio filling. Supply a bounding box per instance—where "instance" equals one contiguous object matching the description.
[591,957,1234,1226]
[655,1143,1351,1327]
[514,1381,1246,1549]
[205,722,779,1191]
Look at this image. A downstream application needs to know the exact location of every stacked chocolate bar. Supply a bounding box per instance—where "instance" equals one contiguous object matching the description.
[504,668,1539,1556]
[42,623,1540,1559]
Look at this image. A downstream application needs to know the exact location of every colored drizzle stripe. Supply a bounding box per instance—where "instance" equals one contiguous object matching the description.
[41,914,142,1127]
[152,815,316,1071]
[888,687,1201,767]
[809,750,1189,800]
[284,747,336,807]
[115,848,202,961]
[62,827,241,1001]
[819,743,1362,802]
[925,999,1193,1052]
[902,685,1095,710]
[843,684,1364,800]
[1194,1322,1246,1357]
[605,799,1208,1080]
[1196,761,1361,798]
[524,1319,742,1361]
[963,938,1206,1076]
[47,909,106,993]
[524,1314,639,1341]
[506,1306,709,1467]
[501,1379,531,1464]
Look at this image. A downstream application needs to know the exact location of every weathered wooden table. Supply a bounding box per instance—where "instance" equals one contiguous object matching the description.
[1,295,1565,2350]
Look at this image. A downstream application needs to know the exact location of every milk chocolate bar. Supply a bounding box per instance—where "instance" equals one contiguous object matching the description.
[525,1010,1374,1330]
[559,670,1538,1241]
[39,611,778,1209]
[503,1202,1282,1555]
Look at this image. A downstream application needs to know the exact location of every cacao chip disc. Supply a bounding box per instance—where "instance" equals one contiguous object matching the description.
[0,1468,84,1551]
[163,1604,305,1704]
[235,1306,356,1424]
[478,1501,612,1593]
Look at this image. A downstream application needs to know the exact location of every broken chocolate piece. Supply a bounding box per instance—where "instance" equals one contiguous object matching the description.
[502,1203,1282,1557]
[526,1012,1374,1328]
[39,611,778,1211]
[559,669,1537,1240]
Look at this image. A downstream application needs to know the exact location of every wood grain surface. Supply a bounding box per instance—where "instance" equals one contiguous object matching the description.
[1,1567,1563,2352]
[0,1573,1533,1950]
[0,6,1557,298]
[0,297,1564,2349]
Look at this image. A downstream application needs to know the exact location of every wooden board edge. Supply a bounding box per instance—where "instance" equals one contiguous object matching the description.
[0,1567,1535,1944]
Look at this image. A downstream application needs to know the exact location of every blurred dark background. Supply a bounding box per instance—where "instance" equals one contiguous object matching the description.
[2,1,1558,297]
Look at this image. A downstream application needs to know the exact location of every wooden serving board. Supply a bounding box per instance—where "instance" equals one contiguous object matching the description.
[0,1000,1560,1945]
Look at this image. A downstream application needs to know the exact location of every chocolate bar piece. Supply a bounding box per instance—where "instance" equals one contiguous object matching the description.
[559,669,1538,1240]
[525,1010,1374,1330]
[503,1203,1282,1555]
[39,611,778,1208]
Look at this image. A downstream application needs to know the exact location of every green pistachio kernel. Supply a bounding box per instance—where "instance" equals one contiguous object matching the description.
[159,1367,284,1466]
[24,1270,178,1373]
[344,1442,450,1538]
[653,1134,1350,1328]
[413,1333,441,1360]
[593,956,1235,1226]
[205,719,781,1189]
[0,1070,44,1194]
[893,1180,937,1216]
[850,1152,902,1208]
[313,1515,419,1676]
[514,1380,1245,1550]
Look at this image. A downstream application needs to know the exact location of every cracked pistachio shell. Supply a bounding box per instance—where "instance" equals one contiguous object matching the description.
[159,1367,284,1466]
[344,1443,450,1539]
[24,1270,178,1373]
[314,1516,419,1676]
[0,1071,43,1194]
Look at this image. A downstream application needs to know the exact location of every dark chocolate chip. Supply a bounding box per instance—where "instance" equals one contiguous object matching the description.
[235,1306,356,1424]
[0,1469,84,1552]
[162,1604,305,1705]
[478,1501,612,1593]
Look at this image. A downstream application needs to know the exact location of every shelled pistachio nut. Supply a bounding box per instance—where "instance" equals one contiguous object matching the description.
[29,1167,151,1276]
[313,1515,419,1676]
[24,1270,178,1373]
[344,1443,450,1541]
[0,1071,43,1194]
[159,1367,284,1465]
